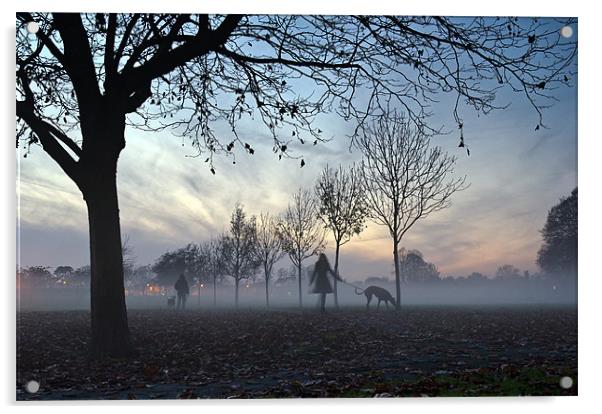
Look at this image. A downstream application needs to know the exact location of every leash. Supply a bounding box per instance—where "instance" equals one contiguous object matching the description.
[339,278,364,293]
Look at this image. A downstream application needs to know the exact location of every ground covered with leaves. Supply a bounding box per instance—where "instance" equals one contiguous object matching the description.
[17,306,577,400]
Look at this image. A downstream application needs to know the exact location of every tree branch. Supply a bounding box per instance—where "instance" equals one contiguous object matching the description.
[17,13,67,68]
[122,15,243,93]
[217,47,362,70]
[115,13,140,65]
[52,13,101,110]
[104,13,118,89]
[17,100,81,184]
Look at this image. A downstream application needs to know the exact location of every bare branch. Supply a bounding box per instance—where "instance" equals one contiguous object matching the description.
[16,100,80,184]
[315,164,367,245]
[16,14,576,175]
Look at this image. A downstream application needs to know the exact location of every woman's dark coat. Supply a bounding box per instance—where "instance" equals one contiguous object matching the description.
[309,262,343,294]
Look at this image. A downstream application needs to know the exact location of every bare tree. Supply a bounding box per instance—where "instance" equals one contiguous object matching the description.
[222,204,260,309]
[16,13,576,357]
[186,244,210,307]
[315,165,367,307]
[121,234,136,280]
[255,213,285,308]
[278,189,326,307]
[358,112,467,310]
[201,236,227,307]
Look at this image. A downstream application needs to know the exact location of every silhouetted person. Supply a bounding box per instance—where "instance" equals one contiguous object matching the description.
[174,274,190,310]
[309,253,343,312]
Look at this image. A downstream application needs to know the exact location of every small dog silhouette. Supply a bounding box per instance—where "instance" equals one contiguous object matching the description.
[355,286,395,310]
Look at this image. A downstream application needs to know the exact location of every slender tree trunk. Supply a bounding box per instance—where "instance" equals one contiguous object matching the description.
[393,239,401,311]
[333,242,340,308]
[213,276,217,307]
[198,283,201,307]
[83,162,133,358]
[297,263,303,308]
[265,271,270,308]
[235,278,239,309]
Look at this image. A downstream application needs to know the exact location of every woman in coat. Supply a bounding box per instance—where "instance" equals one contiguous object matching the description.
[174,274,190,310]
[309,253,343,312]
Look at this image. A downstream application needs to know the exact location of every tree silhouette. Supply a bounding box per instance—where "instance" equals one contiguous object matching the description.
[495,264,522,280]
[72,266,91,287]
[201,236,227,307]
[399,249,440,284]
[466,272,488,284]
[222,204,260,309]
[16,13,576,357]
[315,164,367,307]
[255,212,285,308]
[358,112,467,310]
[54,265,74,280]
[126,265,154,291]
[121,234,136,281]
[152,243,201,286]
[278,189,326,307]
[185,244,210,307]
[19,266,54,288]
[537,188,577,279]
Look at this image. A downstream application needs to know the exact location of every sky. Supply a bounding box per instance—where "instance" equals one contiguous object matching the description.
[16,18,577,282]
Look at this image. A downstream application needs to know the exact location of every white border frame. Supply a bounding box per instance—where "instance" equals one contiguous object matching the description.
[3,1,599,413]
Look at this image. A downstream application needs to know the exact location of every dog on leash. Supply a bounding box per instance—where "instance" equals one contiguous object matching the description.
[355,286,396,310]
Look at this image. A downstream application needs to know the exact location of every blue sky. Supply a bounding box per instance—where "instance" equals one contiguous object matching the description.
[16,17,577,281]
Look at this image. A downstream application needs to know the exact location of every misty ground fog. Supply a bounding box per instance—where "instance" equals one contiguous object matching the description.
[17,275,576,312]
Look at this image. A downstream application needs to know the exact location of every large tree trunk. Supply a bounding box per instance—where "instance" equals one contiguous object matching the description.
[77,109,134,359]
[297,264,303,308]
[83,162,133,358]
[393,239,401,311]
[333,242,340,308]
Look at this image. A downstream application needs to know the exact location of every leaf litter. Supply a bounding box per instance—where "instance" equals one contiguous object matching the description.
[17,306,577,400]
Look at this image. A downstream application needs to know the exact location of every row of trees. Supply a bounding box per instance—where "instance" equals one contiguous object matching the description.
[18,244,567,292]
[20,185,576,302]
[19,185,576,302]
[13,257,558,291]
[17,265,90,288]
[18,187,576,309]
[151,202,315,309]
